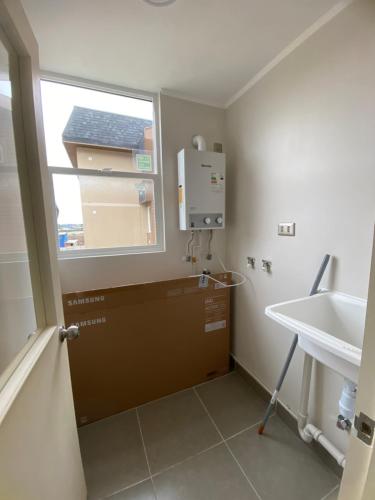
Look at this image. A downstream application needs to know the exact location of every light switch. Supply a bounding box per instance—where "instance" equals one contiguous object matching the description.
[278,222,295,236]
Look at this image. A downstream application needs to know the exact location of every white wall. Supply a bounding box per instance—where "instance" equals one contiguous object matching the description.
[225,0,375,452]
[59,94,226,292]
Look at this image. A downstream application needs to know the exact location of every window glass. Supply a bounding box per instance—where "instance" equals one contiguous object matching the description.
[41,80,155,174]
[41,79,163,256]
[53,174,156,250]
[0,38,37,376]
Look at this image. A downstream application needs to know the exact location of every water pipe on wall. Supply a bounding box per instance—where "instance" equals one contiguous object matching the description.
[298,353,347,468]
[192,134,207,151]
[338,380,357,426]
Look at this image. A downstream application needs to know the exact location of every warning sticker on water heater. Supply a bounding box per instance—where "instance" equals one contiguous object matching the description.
[210,172,224,192]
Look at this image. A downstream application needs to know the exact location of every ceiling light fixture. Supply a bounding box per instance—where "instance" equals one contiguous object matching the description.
[143,0,176,6]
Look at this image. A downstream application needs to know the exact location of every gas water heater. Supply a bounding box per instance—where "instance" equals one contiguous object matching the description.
[178,147,225,230]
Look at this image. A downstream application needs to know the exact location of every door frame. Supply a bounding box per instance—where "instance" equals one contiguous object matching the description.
[0,0,64,421]
[339,228,375,499]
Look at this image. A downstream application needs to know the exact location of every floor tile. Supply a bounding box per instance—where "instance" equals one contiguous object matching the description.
[227,416,339,500]
[195,372,267,438]
[106,480,155,500]
[138,389,221,474]
[153,443,258,500]
[79,410,149,499]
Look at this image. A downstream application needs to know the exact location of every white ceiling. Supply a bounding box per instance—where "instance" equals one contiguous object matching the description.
[22,0,343,108]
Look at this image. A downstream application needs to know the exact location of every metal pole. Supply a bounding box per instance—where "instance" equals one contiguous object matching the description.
[257,254,331,435]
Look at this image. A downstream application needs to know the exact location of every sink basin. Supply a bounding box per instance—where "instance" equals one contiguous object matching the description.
[265,291,367,383]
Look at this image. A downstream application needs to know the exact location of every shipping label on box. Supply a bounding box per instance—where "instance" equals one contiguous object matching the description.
[205,320,227,333]
[204,293,227,333]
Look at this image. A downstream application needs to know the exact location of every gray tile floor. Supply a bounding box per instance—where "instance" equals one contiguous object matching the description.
[79,371,341,500]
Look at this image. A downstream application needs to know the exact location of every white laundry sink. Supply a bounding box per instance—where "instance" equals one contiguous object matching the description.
[265,291,367,383]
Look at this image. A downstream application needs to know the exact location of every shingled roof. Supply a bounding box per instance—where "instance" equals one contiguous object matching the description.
[62,106,153,151]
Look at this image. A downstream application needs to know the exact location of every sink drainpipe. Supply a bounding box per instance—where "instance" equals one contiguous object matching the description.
[298,353,346,468]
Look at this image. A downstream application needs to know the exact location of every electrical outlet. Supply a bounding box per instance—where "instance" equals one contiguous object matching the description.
[278,222,295,236]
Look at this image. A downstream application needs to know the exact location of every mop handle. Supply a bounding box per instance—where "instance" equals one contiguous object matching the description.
[310,254,331,296]
[257,254,331,435]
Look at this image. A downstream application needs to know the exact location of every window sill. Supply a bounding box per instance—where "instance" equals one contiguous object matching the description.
[57,244,165,260]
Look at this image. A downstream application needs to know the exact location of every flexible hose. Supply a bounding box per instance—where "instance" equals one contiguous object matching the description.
[191,251,247,289]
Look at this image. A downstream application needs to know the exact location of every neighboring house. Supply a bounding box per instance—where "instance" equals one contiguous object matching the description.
[62,106,155,249]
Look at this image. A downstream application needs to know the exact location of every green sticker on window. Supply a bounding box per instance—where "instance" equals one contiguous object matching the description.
[136,154,152,172]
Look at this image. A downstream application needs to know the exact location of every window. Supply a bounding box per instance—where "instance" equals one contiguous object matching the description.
[0,35,38,381]
[40,77,164,257]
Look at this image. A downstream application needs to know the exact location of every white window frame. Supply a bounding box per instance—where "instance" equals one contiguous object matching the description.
[41,72,165,259]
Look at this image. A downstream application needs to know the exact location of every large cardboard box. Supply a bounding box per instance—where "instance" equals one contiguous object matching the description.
[63,274,231,425]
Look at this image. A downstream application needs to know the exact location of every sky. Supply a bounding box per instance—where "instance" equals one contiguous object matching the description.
[0,82,11,97]
[0,42,11,97]
[40,80,153,224]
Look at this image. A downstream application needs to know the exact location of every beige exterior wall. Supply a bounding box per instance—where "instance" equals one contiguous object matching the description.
[77,146,136,173]
[75,146,155,249]
[144,126,153,151]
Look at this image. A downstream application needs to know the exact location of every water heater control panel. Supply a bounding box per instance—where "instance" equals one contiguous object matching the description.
[178,149,225,230]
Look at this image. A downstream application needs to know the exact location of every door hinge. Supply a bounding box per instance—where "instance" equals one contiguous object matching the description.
[354,412,375,445]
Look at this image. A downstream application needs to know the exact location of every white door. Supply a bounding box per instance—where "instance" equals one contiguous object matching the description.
[0,2,86,499]
[338,229,375,500]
